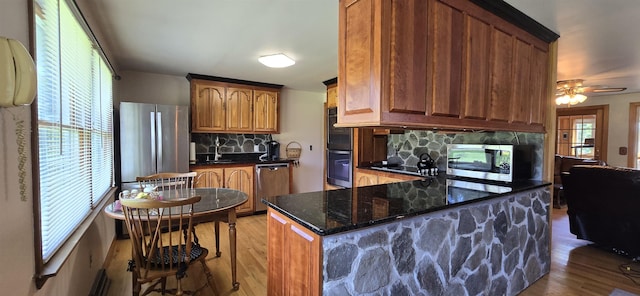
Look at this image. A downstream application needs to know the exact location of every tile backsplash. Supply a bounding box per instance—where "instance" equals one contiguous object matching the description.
[191,133,272,154]
[387,130,544,180]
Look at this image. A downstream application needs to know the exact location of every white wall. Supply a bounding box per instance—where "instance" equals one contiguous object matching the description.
[559,92,640,167]
[274,89,325,193]
[0,1,115,294]
[117,70,190,105]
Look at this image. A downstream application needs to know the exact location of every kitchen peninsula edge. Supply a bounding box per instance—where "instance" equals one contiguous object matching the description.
[263,177,551,295]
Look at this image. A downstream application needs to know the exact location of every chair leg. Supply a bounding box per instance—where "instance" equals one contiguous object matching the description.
[132,271,141,296]
[175,276,183,296]
[214,221,221,257]
[200,258,218,295]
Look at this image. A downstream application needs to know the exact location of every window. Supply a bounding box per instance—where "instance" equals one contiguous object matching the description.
[33,0,114,279]
[557,115,596,158]
[556,105,608,162]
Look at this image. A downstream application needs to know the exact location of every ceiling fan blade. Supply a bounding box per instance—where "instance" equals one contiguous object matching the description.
[581,85,627,93]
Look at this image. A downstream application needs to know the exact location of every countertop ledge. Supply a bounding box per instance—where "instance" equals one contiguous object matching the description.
[190,159,293,166]
[264,176,551,236]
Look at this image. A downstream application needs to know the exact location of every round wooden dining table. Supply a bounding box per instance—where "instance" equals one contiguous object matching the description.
[104,187,248,290]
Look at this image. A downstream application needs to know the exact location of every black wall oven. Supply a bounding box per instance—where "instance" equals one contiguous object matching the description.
[327,107,353,187]
[327,107,352,151]
[327,149,352,188]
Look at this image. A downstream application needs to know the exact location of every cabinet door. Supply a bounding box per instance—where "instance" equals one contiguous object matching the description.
[267,209,321,296]
[488,28,514,122]
[427,0,463,117]
[191,81,225,132]
[224,166,254,214]
[254,90,279,133]
[389,0,428,115]
[192,168,224,188]
[511,38,533,124]
[461,14,491,120]
[226,87,253,132]
[528,46,548,126]
[339,0,380,124]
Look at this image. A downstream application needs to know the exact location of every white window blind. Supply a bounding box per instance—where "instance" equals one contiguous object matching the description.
[35,0,114,262]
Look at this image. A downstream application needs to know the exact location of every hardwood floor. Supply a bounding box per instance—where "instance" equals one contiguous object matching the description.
[521,207,640,296]
[104,208,640,295]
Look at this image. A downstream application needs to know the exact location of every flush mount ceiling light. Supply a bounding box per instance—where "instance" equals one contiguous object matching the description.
[258,53,295,68]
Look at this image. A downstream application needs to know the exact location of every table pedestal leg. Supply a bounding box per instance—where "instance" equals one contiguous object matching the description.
[228,209,239,290]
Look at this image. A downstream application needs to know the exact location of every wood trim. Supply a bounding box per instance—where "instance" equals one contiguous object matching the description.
[544,41,558,256]
[556,104,609,163]
[186,73,284,90]
[467,0,559,43]
[322,77,337,86]
[628,103,640,168]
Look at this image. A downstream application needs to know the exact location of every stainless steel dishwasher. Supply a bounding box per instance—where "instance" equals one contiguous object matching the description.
[255,163,290,211]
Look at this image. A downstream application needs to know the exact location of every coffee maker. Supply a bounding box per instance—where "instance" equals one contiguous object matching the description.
[266,140,280,160]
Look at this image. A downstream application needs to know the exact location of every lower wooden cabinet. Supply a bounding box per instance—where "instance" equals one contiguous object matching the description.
[267,209,321,296]
[355,171,378,187]
[192,165,254,214]
[354,168,422,187]
[224,166,254,214]
[192,167,224,188]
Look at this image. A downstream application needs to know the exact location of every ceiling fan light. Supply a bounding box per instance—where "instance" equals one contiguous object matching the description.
[575,94,587,103]
[258,53,295,68]
[556,95,570,105]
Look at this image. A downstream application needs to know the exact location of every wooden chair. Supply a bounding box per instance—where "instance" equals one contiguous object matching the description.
[120,196,217,296]
[136,172,202,254]
[136,172,197,192]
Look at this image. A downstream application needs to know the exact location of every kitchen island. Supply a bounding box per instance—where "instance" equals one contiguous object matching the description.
[263,176,551,295]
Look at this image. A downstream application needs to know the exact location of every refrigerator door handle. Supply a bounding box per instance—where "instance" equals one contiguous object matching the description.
[157,111,163,172]
[150,111,157,173]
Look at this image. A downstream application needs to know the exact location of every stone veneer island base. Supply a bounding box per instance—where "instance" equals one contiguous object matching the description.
[266,180,550,295]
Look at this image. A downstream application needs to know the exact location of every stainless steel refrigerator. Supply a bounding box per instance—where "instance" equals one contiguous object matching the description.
[119,102,189,191]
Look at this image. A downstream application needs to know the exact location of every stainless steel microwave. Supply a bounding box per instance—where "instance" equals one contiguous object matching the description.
[446,144,533,182]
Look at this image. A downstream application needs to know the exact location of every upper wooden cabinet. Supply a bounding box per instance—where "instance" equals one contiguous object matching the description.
[226,87,254,132]
[187,74,283,134]
[337,0,558,133]
[253,90,279,133]
[191,81,226,132]
[324,78,338,108]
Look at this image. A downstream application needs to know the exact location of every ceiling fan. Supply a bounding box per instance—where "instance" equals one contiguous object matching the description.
[555,79,627,106]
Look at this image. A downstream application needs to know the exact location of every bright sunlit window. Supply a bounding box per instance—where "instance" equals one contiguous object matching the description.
[34,0,114,274]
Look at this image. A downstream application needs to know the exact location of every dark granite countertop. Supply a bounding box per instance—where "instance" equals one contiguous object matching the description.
[263,176,550,236]
[189,159,292,166]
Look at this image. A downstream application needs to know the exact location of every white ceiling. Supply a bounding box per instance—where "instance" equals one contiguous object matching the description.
[77,0,640,95]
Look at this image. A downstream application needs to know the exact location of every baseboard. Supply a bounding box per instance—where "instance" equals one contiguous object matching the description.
[88,268,110,296]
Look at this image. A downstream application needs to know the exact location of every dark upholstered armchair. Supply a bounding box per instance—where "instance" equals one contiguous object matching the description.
[562,165,640,258]
[553,155,606,208]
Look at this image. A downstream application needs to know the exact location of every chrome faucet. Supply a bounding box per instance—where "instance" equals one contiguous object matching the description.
[214,136,221,161]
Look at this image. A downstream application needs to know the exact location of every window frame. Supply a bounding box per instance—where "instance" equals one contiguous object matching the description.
[627,102,640,168]
[30,0,117,288]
